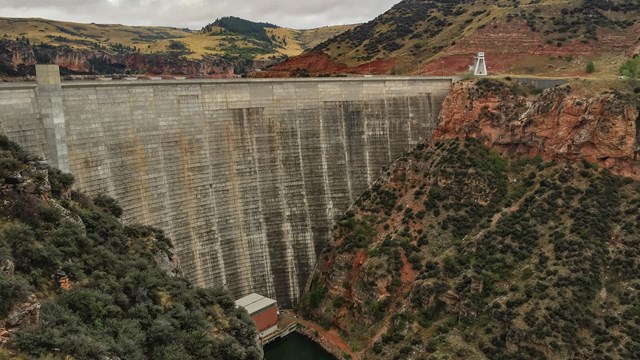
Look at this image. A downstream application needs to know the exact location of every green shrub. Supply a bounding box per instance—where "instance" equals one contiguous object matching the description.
[408,253,423,270]
[0,274,32,317]
[0,137,261,360]
[48,168,74,197]
[93,193,123,218]
[620,57,640,80]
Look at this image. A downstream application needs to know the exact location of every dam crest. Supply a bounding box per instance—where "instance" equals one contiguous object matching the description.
[0,65,454,306]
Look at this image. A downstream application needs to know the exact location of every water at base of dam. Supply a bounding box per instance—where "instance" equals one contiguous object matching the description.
[264,332,337,360]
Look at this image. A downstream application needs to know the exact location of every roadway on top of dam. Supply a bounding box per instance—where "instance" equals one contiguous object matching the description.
[0,76,460,89]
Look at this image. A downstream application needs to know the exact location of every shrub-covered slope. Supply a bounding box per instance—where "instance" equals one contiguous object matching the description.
[269,0,640,77]
[0,136,262,360]
[302,137,640,359]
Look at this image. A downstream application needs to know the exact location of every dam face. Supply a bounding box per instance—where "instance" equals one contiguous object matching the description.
[0,66,453,306]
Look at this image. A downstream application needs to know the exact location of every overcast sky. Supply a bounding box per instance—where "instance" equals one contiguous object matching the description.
[0,0,399,29]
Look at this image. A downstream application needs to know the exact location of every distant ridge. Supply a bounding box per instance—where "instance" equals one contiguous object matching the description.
[203,16,279,43]
[265,0,640,77]
[0,16,354,77]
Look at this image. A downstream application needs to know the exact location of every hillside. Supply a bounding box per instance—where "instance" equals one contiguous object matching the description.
[0,136,262,359]
[263,0,640,77]
[300,80,640,359]
[0,17,353,77]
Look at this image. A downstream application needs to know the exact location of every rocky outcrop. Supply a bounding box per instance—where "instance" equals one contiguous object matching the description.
[434,79,640,179]
[0,39,246,77]
[153,243,182,277]
[0,295,41,344]
[2,296,41,329]
[0,259,14,276]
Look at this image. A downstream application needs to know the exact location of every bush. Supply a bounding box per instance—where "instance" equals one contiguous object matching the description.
[408,253,423,270]
[167,41,188,51]
[0,224,61,285]
[308,285,328,309]
[48,168,74,197]
[8,195,49,228]
[0,135,32,162]
[93,193,123,218]
[620,57,640,80]
[333,296,346,309]
[586,60,595,74]
[0,274,32,317]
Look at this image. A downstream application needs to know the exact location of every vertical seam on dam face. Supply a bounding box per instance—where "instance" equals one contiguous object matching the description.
[339,103,355,205]
[247,90,276,298]
[293,85,316,298]
[0,67,454,307]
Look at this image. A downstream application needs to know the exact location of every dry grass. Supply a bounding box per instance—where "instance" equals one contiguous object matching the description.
[0,17,190,49]
[296,25,356,49]
[0,17,353,60]
[319,0,638,75]
[565,77,637,97]
[501,53,630,80]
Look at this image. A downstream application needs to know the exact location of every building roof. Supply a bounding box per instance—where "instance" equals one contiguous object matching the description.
[235,293,277,315]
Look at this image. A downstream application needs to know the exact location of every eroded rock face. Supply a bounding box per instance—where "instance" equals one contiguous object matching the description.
[0,39,245,77]
[0,259,14,276]
[153,249,182,277]
[0,296,41,343]
[4,295,40,328]
[434,80,640,179]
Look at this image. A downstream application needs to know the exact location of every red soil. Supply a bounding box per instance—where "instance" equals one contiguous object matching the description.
[420,20,640,75]
[295,317,360,360]
[349,251,368,286]
[399,252,417,286]
[254,52,395,77]
[259,20,638,77]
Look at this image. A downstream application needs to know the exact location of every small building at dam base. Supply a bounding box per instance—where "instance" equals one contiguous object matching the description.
[236,293,279,338]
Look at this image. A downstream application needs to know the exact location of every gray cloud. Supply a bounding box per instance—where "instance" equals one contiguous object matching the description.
[0,0,399,29]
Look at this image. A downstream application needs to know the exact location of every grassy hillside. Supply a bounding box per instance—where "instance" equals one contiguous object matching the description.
[0,136,262,360]
[0,16,353,62]
[304,0,640,76]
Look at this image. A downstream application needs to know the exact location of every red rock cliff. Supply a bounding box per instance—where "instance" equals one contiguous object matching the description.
[434,80,640,178]
[0,39,246,77]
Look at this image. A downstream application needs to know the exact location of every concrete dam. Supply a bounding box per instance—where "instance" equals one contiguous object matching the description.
[0,65,454,306]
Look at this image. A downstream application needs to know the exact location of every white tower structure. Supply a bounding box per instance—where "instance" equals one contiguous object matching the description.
[473,52,488,76]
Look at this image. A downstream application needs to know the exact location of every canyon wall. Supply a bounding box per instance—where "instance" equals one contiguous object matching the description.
[0,66,453,306]
[0,39,242,77]
[434,79,640,179]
